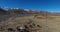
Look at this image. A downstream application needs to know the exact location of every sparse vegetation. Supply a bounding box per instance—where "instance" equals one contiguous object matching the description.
[0,7,60,32]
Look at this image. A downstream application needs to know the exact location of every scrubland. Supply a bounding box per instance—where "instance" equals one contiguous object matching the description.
[0,15,60,32]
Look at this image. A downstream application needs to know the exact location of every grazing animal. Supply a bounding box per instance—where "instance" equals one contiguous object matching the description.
[16,26,29,32]
[29,25,33,28]
[32,23,36,26]
[16,26,20,31]
[37,25,42,28]
[8,28,15,32]
[33,14,38,19]
[24,25,28,29]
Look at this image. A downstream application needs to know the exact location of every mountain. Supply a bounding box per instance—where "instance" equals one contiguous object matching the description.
[0,8,7,14]
[7,8,28,14]
[0,7,60,16]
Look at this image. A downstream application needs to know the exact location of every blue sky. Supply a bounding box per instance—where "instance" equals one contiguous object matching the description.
[0,0,60,12]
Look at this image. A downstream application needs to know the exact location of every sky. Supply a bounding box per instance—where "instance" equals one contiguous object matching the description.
[0,0,60,12]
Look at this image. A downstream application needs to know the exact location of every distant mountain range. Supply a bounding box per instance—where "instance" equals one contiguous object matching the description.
[0,7,60,16]
[0,8,7,14]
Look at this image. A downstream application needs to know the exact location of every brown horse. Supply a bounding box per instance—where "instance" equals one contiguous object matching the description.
[33,14,38,19]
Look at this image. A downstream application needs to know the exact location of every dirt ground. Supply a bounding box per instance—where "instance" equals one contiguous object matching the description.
[14,16,46,32]
[47,16,60,32]
[15,16,60,32]
[0,16,60,32]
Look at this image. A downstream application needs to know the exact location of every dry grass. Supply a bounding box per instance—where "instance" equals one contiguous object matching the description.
[34,15,55,20]
[33,16,60,32]
[36,16,46,19]
[0,15,60,32]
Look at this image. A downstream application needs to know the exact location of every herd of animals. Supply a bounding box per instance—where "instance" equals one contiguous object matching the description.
[0,14,54,32]
[0,17,42,32]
